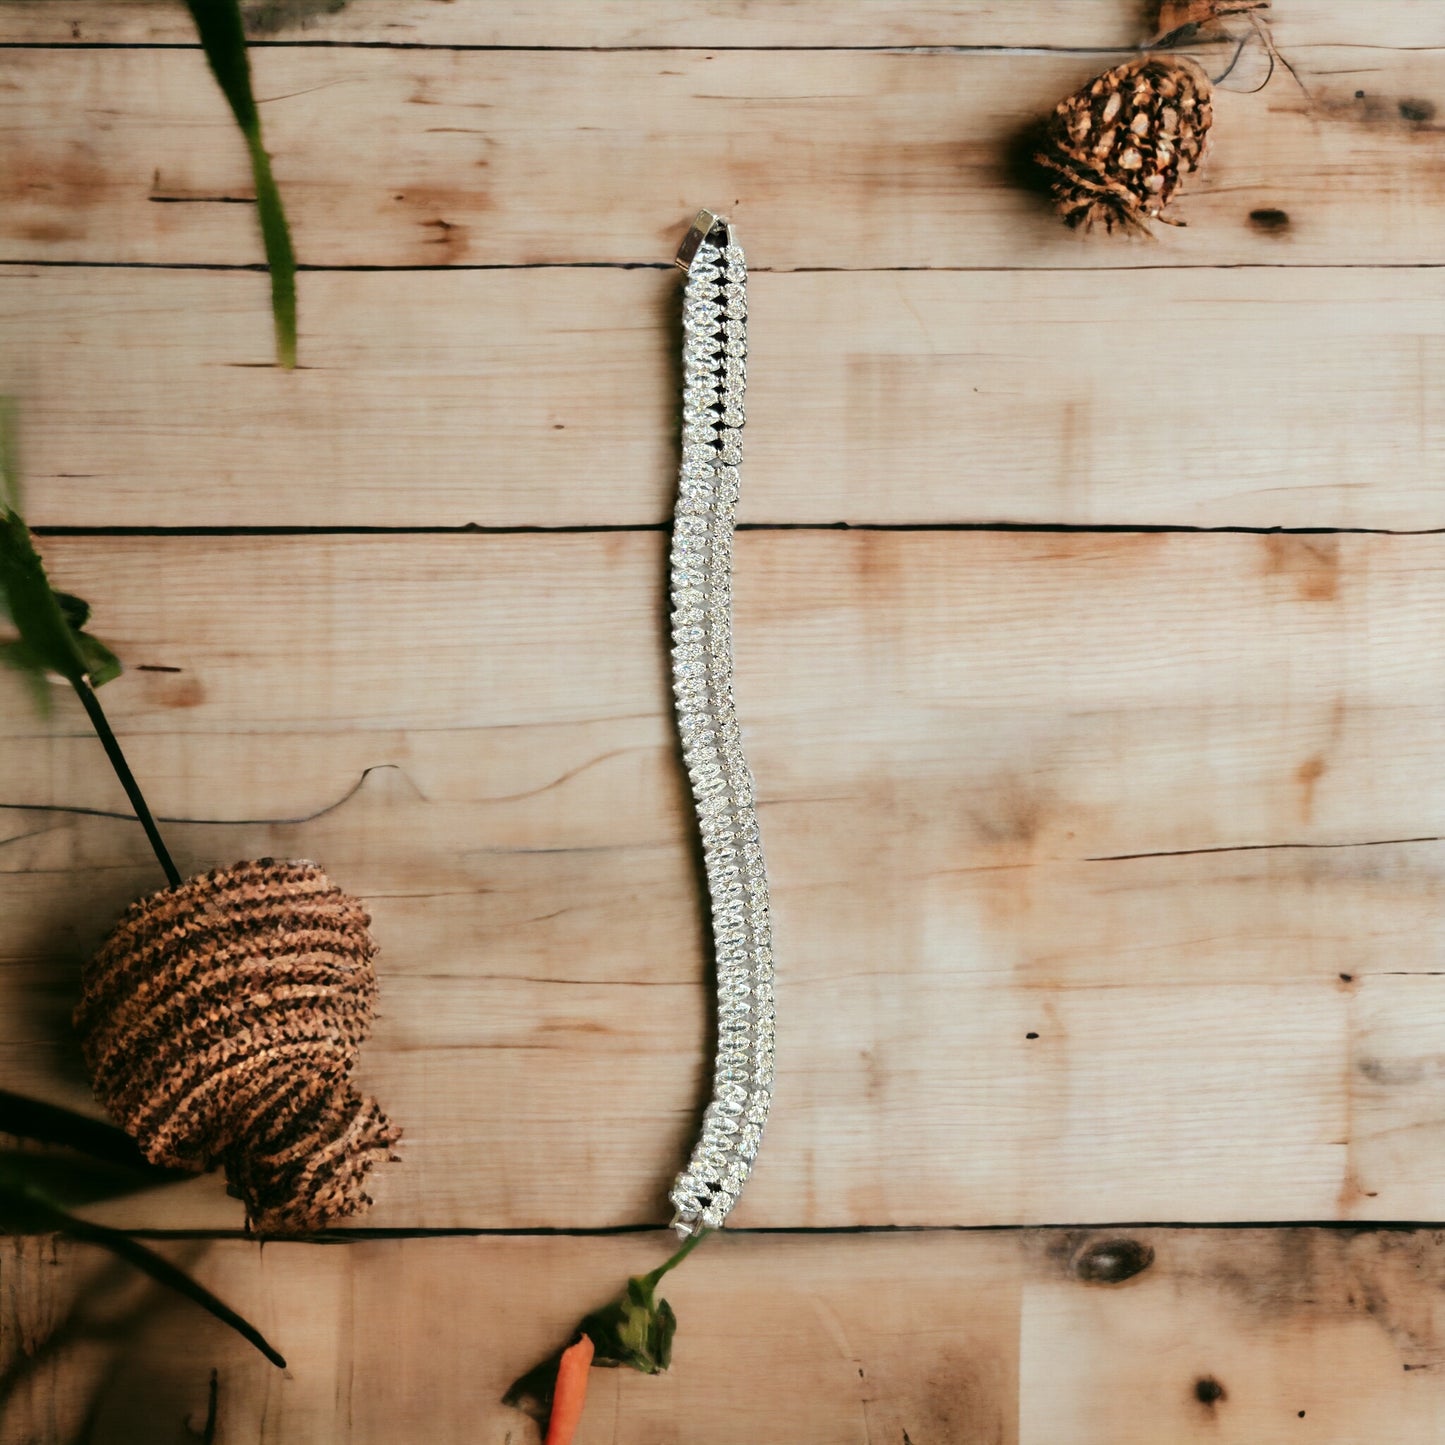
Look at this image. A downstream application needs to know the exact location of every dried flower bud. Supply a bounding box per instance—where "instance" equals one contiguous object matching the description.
[75,858,401,1234]
[1033,55,1214,234]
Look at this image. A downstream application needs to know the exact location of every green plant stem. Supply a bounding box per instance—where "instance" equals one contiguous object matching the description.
[73,677,181,889]
[641,1227,710,1288]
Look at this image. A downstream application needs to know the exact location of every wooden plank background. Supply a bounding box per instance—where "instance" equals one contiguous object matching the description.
[10,1228,1445,1444]
[2,1,1445,1439]
[6,43,1445,271]
[5,266,1445,529]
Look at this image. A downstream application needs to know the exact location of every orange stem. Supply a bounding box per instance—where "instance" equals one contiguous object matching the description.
[544,1333,595,1445]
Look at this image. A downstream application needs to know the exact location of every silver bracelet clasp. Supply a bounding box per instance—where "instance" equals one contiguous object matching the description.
[674,208,730,272]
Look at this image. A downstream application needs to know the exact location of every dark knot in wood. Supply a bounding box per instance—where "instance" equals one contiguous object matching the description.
[1072,1236,1156,1284]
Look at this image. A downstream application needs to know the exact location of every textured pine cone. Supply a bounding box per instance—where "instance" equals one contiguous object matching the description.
[1034,55,1213,234]
[74,858,401,1235]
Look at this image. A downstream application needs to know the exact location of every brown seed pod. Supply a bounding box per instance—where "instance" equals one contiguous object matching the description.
[74,858,401,1235]
[1150,0,1269,48]
[1033,55,1214,234]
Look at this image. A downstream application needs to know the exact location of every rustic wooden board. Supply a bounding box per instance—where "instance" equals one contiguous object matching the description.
[6,0,1445,1437]
[7,1228,1445,1444]
[2,531,1443,1229]
[4,0,1442,50]
[6,264,1445,529]
[5,44,1445,269]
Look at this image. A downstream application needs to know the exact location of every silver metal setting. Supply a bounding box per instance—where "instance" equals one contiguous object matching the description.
[668,211,774,1237]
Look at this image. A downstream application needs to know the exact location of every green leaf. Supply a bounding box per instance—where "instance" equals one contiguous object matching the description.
[0,639,54,716]
[0,509,125,699]
[0,406,124,704]
[246,135,298,369]
[75,631,122,688]
[55,591,92,630]
[501,1354,564,1425]
[653,1297,677,1372]
[0,507,89,689]
[52,589,122,682]
[184,0,257,130]
[0,1172,287,1368]
[185,0,298,368]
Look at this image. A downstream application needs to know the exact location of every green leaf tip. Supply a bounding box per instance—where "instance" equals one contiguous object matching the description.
[0,408,123,703]
[185,0,298,368]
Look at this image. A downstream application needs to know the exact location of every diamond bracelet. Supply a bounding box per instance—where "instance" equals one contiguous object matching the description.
[667,211,775,1237]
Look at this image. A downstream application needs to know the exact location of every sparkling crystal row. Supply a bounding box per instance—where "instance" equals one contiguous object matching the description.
[669,227,774,1237]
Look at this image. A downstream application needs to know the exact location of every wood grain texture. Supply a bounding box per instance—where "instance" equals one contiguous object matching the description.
[3,0,1441,50]
[6,264,1444,529]
[2,531,1443,1229]
[8,1228,1445,1444]
[6,1,1445,1436]
[4,44,1445,269]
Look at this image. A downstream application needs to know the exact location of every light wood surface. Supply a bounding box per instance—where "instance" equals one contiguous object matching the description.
[5,43,1445,269]
[4,0,1445,1439]
[3,0,1442,51]
[2,531,1444,1229]
[9,1228,1445,1444]
[5,265,1444,529]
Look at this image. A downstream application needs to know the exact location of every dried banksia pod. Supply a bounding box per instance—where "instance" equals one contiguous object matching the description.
[1034,55,1213,233]
[74,858,401,1235]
